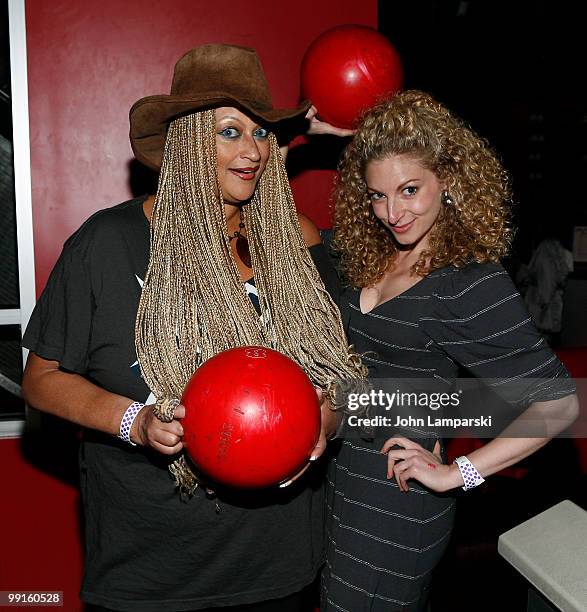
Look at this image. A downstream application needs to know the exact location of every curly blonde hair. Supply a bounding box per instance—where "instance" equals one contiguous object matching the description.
[333,90,513,287]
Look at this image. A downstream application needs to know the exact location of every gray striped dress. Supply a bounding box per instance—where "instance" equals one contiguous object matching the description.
[321,262,573,611]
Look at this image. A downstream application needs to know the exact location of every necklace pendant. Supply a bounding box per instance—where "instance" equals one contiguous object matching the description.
[236,235,252,268]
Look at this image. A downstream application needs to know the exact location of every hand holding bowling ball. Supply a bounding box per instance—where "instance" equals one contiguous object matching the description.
[280,386,335,488]
[305,104,356,138]
[181,346,322,489]
[301,25,403,129]
[130,400,185,454]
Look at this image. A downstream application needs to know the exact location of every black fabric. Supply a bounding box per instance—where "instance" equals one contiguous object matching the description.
[23,196,334,612]
[87,585,308,611]
[322,262,574,612]
[309,235,341,305]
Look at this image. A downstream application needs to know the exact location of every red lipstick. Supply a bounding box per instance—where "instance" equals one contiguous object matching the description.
[230,167,259,181]
[390,219,415,234]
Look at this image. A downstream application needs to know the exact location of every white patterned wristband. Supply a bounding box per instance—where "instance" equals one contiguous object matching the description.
[118,402,145,446]
[454,455,485,491]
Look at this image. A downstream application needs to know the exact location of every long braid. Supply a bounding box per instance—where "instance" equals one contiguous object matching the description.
[249,135,365,386]
[136,110,366,493]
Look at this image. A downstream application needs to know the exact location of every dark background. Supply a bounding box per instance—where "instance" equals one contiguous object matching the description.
[379,0,586,264]
[0,0,10,142]
[378,3,586,609]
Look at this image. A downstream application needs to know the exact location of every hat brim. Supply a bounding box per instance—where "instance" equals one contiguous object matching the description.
[130,93,311,171]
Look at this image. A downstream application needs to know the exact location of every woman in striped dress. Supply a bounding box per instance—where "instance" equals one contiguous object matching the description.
[321,90,578,611]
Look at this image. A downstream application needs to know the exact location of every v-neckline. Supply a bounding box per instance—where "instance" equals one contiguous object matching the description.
[358,277,425,314]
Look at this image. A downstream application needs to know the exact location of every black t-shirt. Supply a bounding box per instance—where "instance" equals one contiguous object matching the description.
[23,196,332,611]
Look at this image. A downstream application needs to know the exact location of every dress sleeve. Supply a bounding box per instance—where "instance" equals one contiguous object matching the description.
[419,263,574,406]
[22,238,94,375]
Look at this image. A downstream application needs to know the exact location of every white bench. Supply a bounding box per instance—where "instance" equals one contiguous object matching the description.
[498,500,587,612]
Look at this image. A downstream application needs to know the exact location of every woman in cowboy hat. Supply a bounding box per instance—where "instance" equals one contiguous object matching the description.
[22,43,364,611]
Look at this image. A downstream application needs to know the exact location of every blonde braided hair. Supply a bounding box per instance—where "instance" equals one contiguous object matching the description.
[135,110,366,493]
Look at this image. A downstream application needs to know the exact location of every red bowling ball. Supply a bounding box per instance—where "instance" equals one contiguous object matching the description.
[181,346,321,489]
[301,25,403,129]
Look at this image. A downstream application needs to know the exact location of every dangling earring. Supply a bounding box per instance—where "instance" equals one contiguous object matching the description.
[442,190,454,206]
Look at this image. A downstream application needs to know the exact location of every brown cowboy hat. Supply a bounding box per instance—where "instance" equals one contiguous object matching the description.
[129,43,311,170]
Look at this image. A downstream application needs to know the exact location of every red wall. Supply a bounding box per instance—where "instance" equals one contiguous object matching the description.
[1,1,377,609]
[26,0,377,291]
[0,436,83,608]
